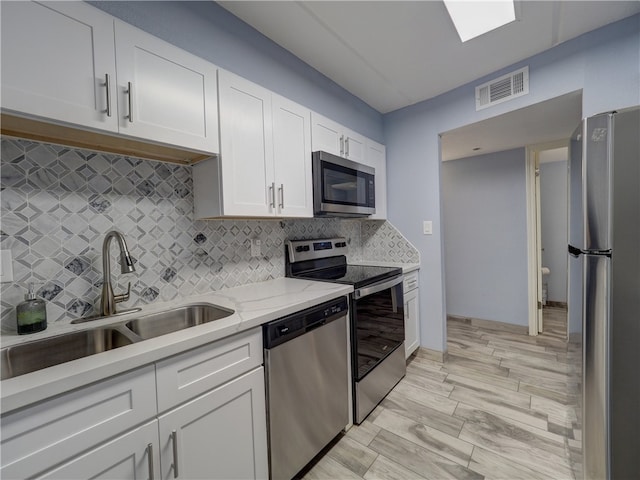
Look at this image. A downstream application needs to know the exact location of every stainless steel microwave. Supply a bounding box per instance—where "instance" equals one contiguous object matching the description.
[312,151,375,217]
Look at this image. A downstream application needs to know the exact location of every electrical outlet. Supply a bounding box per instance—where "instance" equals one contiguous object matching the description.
[0,250,14,283]
[250,239,262,258]
[423,221,433,235]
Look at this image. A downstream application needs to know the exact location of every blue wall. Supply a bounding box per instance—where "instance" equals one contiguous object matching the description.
[442,149,529,326]
[384,14,640,351]
[89,1,383,142]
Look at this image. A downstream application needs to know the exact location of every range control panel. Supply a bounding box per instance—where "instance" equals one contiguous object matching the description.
[286,237,348,263]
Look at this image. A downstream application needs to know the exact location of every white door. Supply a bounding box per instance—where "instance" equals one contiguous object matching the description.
[114,21,219,153]
[535,155,544,333]
[404,288,420,358]
[366,139,387,220]
[311,112,343,156]
[272,95,313,217]
[218,70,274,216]
[158,368,268,480]
[38,421,160,480]
[0,1,118,132]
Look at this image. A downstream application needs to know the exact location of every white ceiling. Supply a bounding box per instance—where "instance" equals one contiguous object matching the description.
[440,90,582,161]
[218,1,640,114]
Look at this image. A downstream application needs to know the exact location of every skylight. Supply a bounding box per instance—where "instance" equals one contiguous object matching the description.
[444,0,516,42]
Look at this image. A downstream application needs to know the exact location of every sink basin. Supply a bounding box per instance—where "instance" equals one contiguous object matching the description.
[1,328,134,380]
[125,303,234,340]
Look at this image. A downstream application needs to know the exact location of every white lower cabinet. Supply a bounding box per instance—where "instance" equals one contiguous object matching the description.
[39,421,160,480]
[158,367,268,480]
[0,328,268,480]
[404,271,420,358]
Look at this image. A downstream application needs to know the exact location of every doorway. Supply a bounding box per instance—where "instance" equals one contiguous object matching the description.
[440,91,581,339]
[526,144,570,339]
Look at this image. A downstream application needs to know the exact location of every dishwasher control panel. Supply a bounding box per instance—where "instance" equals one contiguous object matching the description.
[263,296,348,349]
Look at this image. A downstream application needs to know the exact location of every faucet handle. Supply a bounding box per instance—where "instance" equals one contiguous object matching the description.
[114,282,131,304]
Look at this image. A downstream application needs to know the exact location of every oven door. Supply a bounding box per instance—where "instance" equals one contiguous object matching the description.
[313,150,375,216]
[352,275,404,381]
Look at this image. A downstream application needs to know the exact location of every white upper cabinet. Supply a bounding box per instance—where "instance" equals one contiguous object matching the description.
[114,21,219,153]
[272,94,313,217]
[311,112,366,163]
[0,1,118,132]
[365,139,387,220]
[194,70,313,218]
[216,70,275,216]
[1,1,219,157]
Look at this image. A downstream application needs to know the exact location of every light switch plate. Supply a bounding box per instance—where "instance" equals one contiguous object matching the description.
[423,221,433,235]
[0,250,14,283]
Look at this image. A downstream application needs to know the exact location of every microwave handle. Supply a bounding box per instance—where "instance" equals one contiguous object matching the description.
[345,137,350,157]
[340,135,344,155]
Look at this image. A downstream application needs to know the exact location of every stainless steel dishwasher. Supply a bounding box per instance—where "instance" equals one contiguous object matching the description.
[263,296,349,480]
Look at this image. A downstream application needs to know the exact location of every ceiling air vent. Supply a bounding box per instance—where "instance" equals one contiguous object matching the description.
[475,66,529,111]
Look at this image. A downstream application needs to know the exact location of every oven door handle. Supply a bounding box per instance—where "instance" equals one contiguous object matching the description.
[354,275,403,299]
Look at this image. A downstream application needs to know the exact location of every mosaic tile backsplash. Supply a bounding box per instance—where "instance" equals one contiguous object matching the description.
[0,137,419,333]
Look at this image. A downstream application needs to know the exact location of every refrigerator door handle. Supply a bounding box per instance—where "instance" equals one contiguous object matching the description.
[568,244,583,257]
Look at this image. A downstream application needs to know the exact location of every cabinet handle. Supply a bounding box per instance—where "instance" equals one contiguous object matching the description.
[339,135,344,155]
[278,184,284,209]
[345,137,350,157]
[269,182,276,209]
[146,443,155,480]
[126,81,134,123]
[171,430,179,478]
[104,74,112,117]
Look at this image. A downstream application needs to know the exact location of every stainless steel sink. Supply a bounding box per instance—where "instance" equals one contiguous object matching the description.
[124,303,234,340]
[1,328,135,380]
[1,303,235,380]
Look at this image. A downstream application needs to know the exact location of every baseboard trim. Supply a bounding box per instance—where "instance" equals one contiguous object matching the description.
[411,346,445,363]
[447,314,529,335]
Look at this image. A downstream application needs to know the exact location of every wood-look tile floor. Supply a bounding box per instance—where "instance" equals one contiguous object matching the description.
[301,307,582,480]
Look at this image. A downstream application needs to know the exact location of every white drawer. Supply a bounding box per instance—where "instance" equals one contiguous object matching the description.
[0,365,157,479]
[155,327,263,412]
[403,271,419,292]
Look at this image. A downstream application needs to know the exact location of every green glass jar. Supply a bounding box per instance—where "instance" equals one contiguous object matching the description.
[16,283,47,335]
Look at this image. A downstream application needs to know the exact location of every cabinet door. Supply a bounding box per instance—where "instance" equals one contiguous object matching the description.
[311,112,343,156]
[38,421,160,480]
[344,129,366,163]
[114,21,219,153]
[218,70,274,216]
[366,139,387,220]
[1,366,157,479]
[404,288,420,358]
[272,95,313,217]
[158,367,268,480]
[0,1,118,132]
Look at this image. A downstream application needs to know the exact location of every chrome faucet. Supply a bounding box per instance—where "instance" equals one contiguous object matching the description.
[100,230,137,317]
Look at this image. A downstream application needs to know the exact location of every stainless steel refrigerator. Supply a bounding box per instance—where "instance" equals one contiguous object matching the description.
[568,107,639,480]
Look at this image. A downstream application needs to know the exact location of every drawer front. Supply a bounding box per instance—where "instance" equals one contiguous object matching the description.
[403,271,419,292]
[155,327,262,412]
[1,365,157,479]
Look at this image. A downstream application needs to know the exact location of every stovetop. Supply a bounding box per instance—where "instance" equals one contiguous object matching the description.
[285,237,403,288]
[293,264,401,288]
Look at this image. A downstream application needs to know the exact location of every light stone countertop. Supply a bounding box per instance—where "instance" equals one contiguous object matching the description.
[0,277,352,413]
[349,261,420,274]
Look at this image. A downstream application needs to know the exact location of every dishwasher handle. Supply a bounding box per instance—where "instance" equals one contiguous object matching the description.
[264,296,348,349]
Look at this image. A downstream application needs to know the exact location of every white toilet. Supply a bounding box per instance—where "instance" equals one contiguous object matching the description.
[541,267,550,305]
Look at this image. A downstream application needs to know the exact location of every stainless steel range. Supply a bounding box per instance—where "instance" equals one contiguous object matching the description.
[286,237,406,424]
